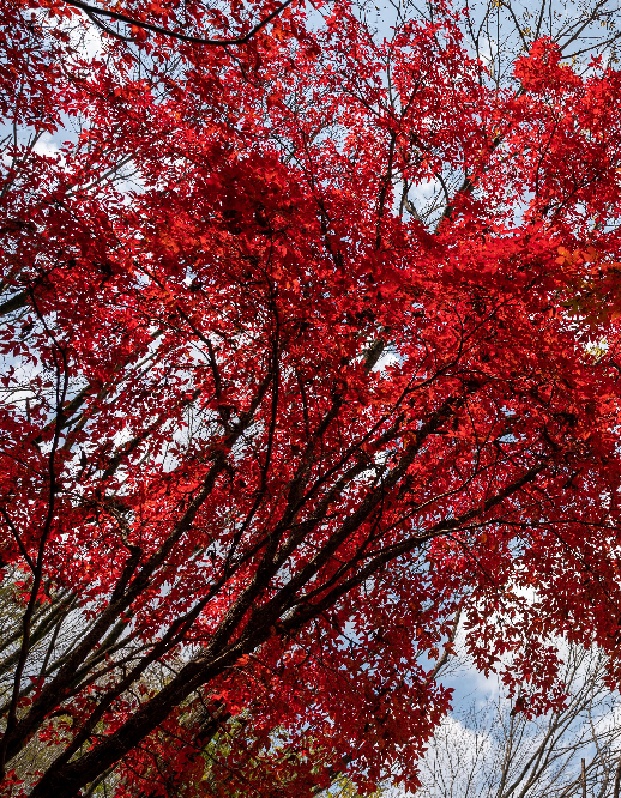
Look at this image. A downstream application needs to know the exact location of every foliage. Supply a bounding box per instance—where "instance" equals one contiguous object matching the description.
[2,0,621,795]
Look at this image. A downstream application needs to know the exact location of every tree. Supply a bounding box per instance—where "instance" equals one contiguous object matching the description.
[418,643,621,798]
[2,0,621,795]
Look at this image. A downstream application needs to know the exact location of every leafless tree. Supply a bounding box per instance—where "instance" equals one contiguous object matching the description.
[418,643,621,798]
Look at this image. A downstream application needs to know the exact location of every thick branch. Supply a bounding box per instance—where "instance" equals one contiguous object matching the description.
[63,0,294,46]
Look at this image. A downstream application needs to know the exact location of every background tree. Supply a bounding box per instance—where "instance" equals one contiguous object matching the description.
[3,0,621,795]
[418,643,621,798]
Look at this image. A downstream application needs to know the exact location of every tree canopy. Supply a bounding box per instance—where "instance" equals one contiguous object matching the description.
[2,0,621,795]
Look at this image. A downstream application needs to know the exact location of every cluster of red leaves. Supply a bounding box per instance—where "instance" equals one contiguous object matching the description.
[3,0,621,795]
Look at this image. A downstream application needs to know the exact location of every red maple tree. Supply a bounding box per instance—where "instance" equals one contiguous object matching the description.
[2,0,621,795]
